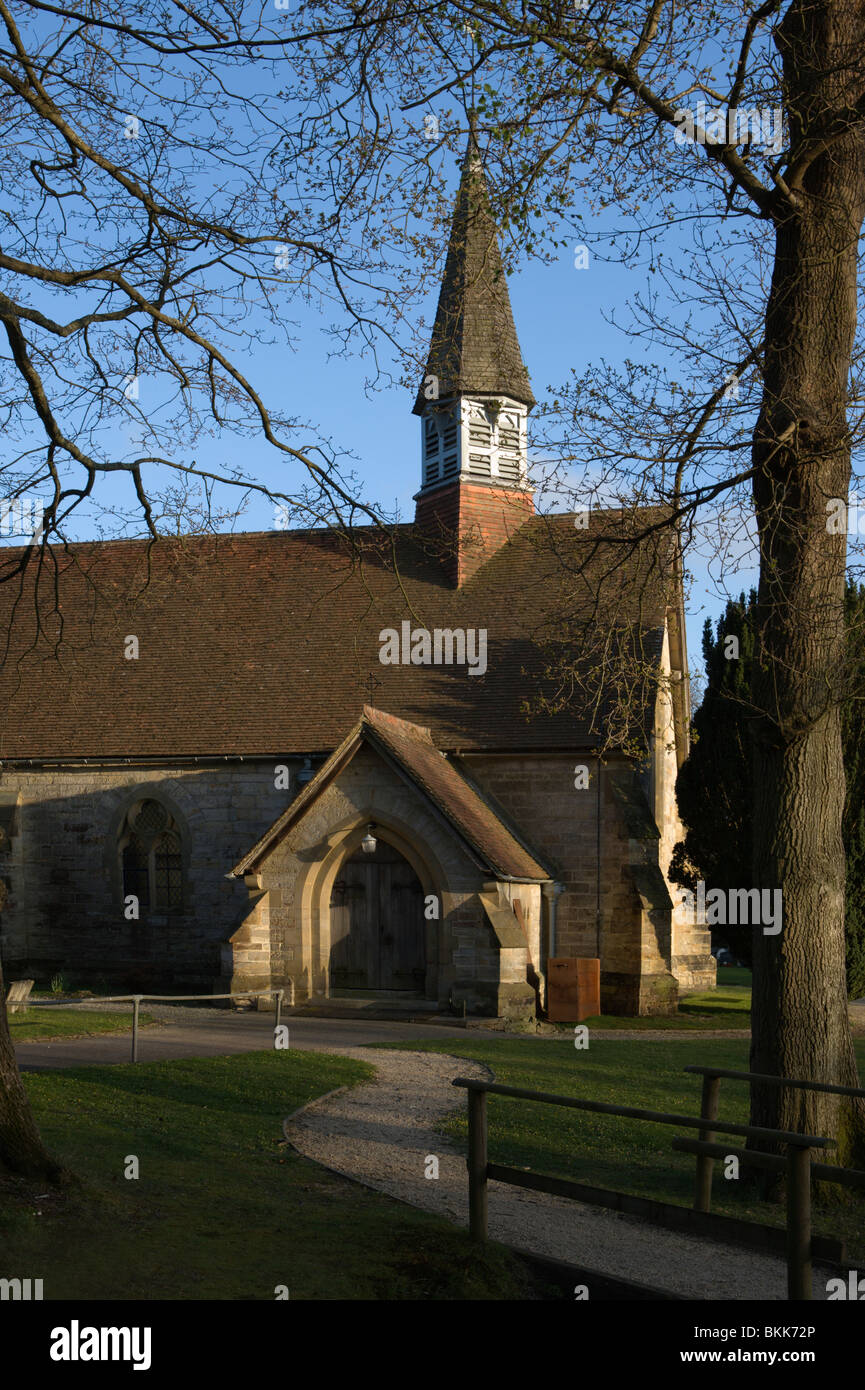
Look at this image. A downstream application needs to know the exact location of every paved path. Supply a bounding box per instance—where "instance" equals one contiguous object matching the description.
[13,1009,497,1069]
[283,1046,837,1301]
[13,1004,756,1069]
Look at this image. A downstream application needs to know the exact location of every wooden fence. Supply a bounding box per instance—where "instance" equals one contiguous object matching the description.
[682,1063,865,1198]
[452,1075,836,1300]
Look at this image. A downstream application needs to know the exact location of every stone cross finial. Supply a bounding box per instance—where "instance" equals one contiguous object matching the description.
[363,671,382,705]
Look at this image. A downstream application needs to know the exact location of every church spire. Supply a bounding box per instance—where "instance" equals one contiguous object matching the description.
[414,115,535,416]
[413,114,536,587]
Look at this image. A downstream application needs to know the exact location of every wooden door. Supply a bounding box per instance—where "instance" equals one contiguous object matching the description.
[329,841,426,991]
[329,860,373,989]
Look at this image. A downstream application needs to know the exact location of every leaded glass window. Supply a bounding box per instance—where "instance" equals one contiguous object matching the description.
[120,799,183,912]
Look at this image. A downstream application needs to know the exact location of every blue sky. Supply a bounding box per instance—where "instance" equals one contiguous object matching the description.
[1,97,763,693]
[9,10,864,709]
[157,190,759,682]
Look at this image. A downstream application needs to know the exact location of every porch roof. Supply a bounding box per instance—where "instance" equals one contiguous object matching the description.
[231,704,553,881]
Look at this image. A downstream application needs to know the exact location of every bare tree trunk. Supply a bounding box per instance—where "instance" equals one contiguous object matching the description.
[0,953,65,1183]
[750,0,865,1167]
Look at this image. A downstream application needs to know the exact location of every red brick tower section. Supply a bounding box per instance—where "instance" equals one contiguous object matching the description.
[414,480,534,587]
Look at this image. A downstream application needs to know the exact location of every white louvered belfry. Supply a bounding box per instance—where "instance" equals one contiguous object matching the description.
[420,396,528,490]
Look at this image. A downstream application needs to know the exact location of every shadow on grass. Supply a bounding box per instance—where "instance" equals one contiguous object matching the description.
[8,1051,551,1300]
[32,1050,375,1124]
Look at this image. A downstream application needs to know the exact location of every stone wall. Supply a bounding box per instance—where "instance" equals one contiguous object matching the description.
[460,750,681,1013]
[460,711,713,1015]
[241,744,534,1017]
[650,626,715,995]
[461,751,618,954]
[0,644,712,1015]
[0,761,298,989]
[0,753,536,1018]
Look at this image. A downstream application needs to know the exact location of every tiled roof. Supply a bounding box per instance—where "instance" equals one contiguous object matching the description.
[413,131,535,412]
[0,508,674,759]
[232,705,552,880]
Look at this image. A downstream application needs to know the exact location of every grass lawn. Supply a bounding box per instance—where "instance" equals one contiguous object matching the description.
[551,975,752,1030]
[378,1035,865,1261]
[1,1051,553,1301]
[716,966,752,988]
[677,978,752,1025]
[9,1008,155,1042]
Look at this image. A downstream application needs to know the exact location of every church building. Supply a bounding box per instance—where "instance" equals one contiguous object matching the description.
[0,128,714,1020]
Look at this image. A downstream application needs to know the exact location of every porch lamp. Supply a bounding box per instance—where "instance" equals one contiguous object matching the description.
[361,823,377,854]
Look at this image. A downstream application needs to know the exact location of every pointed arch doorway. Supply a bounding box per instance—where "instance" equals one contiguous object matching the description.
[329,839,426,994]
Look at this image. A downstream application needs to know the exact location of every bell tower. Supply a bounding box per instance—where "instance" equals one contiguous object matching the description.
[414,115,536,586]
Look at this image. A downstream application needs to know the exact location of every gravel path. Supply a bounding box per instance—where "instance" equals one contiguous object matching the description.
[283,1047,837,1300]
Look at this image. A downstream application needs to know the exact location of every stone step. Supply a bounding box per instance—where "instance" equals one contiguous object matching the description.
[290,999,456,1023]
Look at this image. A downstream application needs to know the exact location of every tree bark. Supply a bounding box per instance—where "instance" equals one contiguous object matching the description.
[0,953,65,1183]
[750,0,865,1169]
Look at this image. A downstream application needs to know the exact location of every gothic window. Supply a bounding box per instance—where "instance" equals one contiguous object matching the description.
[120,798,183,912]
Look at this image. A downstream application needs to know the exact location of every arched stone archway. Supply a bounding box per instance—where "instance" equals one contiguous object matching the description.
[329,839,425,993]
[298,816,444,1001]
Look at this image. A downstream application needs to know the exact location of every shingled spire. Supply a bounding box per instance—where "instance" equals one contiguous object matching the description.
[413,114,535,415]
[414,114,536,587]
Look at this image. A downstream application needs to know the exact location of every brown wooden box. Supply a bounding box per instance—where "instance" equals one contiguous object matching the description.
[546,957,601,1022]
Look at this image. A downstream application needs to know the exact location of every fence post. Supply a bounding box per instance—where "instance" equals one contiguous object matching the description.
[694,1073,721,1212]
[786,1144,812,1300]
[131,995,142,1062]
[276,989,283,1035]
[467,1087,488,1241]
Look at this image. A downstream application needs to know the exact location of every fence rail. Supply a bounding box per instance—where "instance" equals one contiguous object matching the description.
[452,1076,837,1301]
[683,1063,865,1215]
[684,1063,865,1100]
[13,989,286,1062]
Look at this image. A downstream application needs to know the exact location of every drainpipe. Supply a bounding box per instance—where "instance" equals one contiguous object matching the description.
[596,755,603,958]
[542,881,565,959]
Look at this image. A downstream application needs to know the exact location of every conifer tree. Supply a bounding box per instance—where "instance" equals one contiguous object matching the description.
[674,585,865,996]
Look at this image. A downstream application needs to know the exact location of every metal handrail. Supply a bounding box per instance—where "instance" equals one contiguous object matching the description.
[13,988,286,1062]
